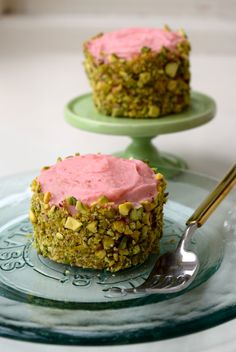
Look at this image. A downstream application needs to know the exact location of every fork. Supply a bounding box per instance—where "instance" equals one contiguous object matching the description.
[110,164,236,295]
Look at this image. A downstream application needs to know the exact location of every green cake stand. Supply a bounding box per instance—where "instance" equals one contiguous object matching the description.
[64,91,216,172]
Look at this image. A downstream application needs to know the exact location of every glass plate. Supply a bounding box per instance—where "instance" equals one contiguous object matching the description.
[0,169,235,345]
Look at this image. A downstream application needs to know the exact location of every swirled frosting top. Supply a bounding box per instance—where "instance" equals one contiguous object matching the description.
[87,27,185,60]
[38,154,158,206]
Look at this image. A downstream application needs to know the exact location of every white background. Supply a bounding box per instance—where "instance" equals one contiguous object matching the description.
[0,1,236,351]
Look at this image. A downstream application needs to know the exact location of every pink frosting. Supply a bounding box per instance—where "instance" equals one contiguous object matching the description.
[38,154,158,206]
[87,27,185,61]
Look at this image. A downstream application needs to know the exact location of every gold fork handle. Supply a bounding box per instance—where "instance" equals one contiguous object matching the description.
[186,164,236,227]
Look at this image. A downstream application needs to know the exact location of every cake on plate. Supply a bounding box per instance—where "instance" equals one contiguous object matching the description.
[84,27,191,119]
[29,154,167,272]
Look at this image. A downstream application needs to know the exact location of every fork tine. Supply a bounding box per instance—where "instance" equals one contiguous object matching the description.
[162,275,188,292]
[113,275,188,294]
[152,275,173,289]
[176,275,187,285]
[113,274,163,294]
[138,275,188,294]
[134,274,161,290]
[148,274,162,287]
[151,275,166,288]
[136,275,173,292]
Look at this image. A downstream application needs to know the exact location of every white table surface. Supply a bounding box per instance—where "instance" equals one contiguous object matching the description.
[0,15,235,352]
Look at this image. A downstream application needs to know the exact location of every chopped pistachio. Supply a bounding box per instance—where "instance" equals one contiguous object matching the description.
[86,221,97,233]
[36,183,41,192]
[97,195,109,204]
[118,202,133,216]
[75,152,80,156]
[43,191,51,204]
[31,179,41,192]
[31,179,38,192]
[95,249,106,259]
[103,236,115,249]
[142,226,149,237]
[107,259,115,267]
[64,217,82,231]
[130,208,143,221]
[124,225,133,235]
[29,210,37,223]
[75,200,87,214]
[148,105,160,117]
[119,236,128,250]
[141,46,151,53]
[129,222,136,230]
[130,231,140,242]
[57,157,62,162]
[119,249,129,256]
[142,201,156,211]
[76,244,88,253]
[106,229,114,237]
[155,173,164,181]
[56,232,64,240]
[133,245,141,255]
[104,209,116,219]
[119,71,129,80]
[168,80,177,91]
[48,205,56,215]
[142,213,150,225]
[113,220,125,234]
[108,54,118,62]
[164,24,171,31]
[42,166,50,170]
[136,221,143,230]
[165,62,179,78]
[139,72,151,85]
[113,253,119,261]
[67,196,77,206]
[178,28,187,37]
[112,107,123,117]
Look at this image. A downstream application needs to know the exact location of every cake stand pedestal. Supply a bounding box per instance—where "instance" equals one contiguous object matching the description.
[64,91,216,174]
[114,137,188,169]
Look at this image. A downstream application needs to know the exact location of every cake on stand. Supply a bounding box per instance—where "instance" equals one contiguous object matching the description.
[64,91,216,175]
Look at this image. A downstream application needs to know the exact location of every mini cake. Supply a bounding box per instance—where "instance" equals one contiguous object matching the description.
[29,154,167,272]
[84,27,191,119]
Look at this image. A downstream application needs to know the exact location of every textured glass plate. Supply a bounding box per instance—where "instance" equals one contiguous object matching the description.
[0,169,235,345]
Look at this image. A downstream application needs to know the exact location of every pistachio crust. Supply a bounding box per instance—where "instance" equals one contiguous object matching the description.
[30,172,167,272]
[84,30,191,119]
